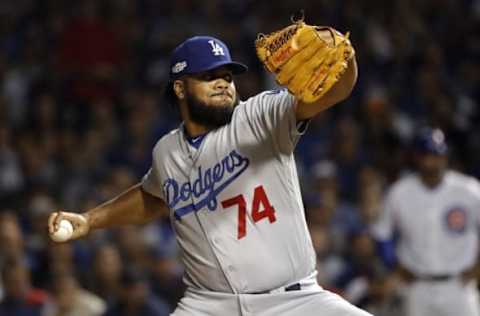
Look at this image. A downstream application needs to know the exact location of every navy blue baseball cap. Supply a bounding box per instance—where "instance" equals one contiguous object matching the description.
[169,36,248,80]
[413,127,448,155]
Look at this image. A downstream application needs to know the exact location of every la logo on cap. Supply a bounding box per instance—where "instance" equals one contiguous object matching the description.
[208,40,225,56]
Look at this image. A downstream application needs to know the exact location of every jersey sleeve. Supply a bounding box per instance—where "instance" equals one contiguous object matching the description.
[370,189,397,242]
[141,146,166,201]
[241,89,306,155]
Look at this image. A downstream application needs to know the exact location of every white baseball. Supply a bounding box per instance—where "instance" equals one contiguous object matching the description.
[51,219,74,242]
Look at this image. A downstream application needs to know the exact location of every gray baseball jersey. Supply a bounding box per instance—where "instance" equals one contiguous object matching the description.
[142,90,316,294]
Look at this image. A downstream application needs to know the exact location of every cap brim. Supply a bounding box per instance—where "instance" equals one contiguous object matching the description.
[224,61,248,74]
[165,61,248,103]
[194,60,248,75]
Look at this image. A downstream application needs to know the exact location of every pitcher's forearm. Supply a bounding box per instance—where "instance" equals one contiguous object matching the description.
[84,183,167,230]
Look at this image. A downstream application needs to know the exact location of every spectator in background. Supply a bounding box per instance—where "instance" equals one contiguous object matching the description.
[148,246,185,311]
[103,267,170,316]
[307,159,361,254]
[111,226,151,272]
[90,243,123,305]
[56,0,125,103]
[45,243,76,284]
[17,129,59,193]
[27,92,59,135]
[0,258,52,316]
[309,223,345,292]
[0,210,28,298]
[109,92,162,177]
[0,125,24,207]
[335,229,387,312]
[329,117,366,201]
[49,269,105,316]
[356,166,384,226]
[25,192,57,272]
[0,212,29,277]
[360,86,408,184]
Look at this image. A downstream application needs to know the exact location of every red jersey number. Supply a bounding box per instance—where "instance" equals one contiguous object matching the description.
[221,185,277,239]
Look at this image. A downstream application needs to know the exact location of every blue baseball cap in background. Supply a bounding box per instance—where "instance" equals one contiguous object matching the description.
[413,127,448,155]
[169,36,248,80]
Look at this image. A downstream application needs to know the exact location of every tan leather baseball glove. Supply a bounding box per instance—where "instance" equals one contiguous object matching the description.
[256,19,355,103]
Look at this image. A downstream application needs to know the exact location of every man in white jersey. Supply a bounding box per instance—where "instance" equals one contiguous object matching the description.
[48,35,372,316]
[371,127,480,316]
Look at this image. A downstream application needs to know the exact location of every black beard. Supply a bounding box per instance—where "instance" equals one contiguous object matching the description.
[186,92,238,129]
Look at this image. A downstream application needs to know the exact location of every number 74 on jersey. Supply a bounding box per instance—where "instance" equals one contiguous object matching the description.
[221,185,277,239]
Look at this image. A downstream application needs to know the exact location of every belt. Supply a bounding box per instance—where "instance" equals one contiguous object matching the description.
[397,265,457,283]
[250,282,302,295]
[417,274,456,281]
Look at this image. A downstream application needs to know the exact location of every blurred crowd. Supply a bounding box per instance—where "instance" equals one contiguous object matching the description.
[0,0,478,315]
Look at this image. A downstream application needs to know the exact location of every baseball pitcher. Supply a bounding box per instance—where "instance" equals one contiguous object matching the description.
[49,19,372,316]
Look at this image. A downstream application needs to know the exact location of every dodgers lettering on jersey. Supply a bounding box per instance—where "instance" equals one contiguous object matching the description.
[371,171,480,276]
[163,150,250,219]
[142,90,316,294]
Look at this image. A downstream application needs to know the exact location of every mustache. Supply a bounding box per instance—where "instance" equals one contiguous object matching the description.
[211,91,232,97]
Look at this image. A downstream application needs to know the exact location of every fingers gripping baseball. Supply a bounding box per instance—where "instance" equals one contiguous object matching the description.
[48,211,89,242]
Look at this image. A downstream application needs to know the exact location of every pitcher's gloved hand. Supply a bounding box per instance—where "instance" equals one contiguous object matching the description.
[256,18,355,103]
